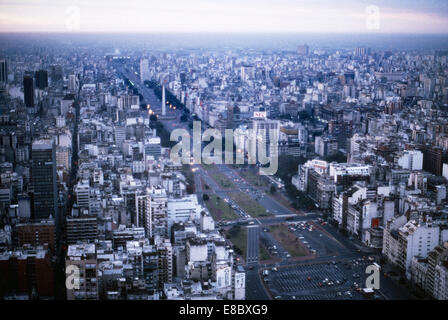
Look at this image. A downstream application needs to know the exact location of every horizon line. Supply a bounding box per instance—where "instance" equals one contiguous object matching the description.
[1,31,448,36]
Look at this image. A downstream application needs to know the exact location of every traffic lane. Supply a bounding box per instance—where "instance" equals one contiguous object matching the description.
[216,164,294,217]
[296,229,329,257]
[294,224,347,257]
[260,214,318,225]
[246,267,271,300]
[220,164,302,215]
[377,272,415,300]
[247,226,260,265]
[319,223,363,252]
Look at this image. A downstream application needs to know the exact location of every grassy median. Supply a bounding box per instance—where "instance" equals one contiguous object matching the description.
[229,192,270,218]
[225,225,248,258]
[204,194,239,221]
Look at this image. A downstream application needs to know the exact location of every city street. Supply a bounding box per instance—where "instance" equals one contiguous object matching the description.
[117,65,416,301]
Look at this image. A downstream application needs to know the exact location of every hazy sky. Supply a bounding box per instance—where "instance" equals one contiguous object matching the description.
[0,0,448,33]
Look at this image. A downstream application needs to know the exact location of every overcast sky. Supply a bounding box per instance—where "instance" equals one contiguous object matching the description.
[0,0,447,33]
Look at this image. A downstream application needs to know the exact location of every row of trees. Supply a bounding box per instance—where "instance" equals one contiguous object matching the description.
[275,155,317,211]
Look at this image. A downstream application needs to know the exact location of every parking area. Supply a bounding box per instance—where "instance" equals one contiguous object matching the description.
[264,259,384,300]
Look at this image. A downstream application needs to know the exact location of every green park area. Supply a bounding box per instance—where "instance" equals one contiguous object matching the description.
[238,169,265,188]
[259,244,272,261]
[225,225,248,258]
[229,192,270,218]
[238,168,301,215]
[210,172,234,189]
[202,164,235,189]
[269,224,308,257]
[204,194,239,221]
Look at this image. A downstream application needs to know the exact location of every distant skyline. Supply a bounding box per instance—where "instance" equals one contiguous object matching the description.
[1,0,448,34]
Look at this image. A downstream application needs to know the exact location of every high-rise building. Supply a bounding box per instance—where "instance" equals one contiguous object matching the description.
[145,136,161,159]
[426,243,448,296]
[136,191,151,238]
[250,118,280,160]
[423,146,448,176]
[35,70,48,89]
[162,84,166,116]
[297,44,309,55]
[31,139,58,221]
[49,64,63,82]
[140,58,150,82]
[157,239,173,288]
[354,47,368,57]
[151,186,168,238]
[240,65,255,82]
[23,75,34,107]
[68,74,77,92]
[0,246,54,299]
[66,243,98,300]
[16,220,56,252]
[396,150,423,171]
[66,216,98,245]
[75,181,90,210]
[0,59,7,83]
[315,136,338,157]
[433,262,448,300]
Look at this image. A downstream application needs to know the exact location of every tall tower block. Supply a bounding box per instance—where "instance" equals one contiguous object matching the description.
[162,84,166,116]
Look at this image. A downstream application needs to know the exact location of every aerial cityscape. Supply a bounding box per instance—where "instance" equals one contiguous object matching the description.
[1,0,448,304]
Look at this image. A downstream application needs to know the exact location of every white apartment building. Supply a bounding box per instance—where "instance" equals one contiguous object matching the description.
[397,150,423,171]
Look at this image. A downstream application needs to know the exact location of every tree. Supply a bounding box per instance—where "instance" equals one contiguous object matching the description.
[325,152,347,163]
[202,194,210,201]
[276,155,307,183]
[270,185,277,194]
[229,225,241,238]
[298,110,311,121]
